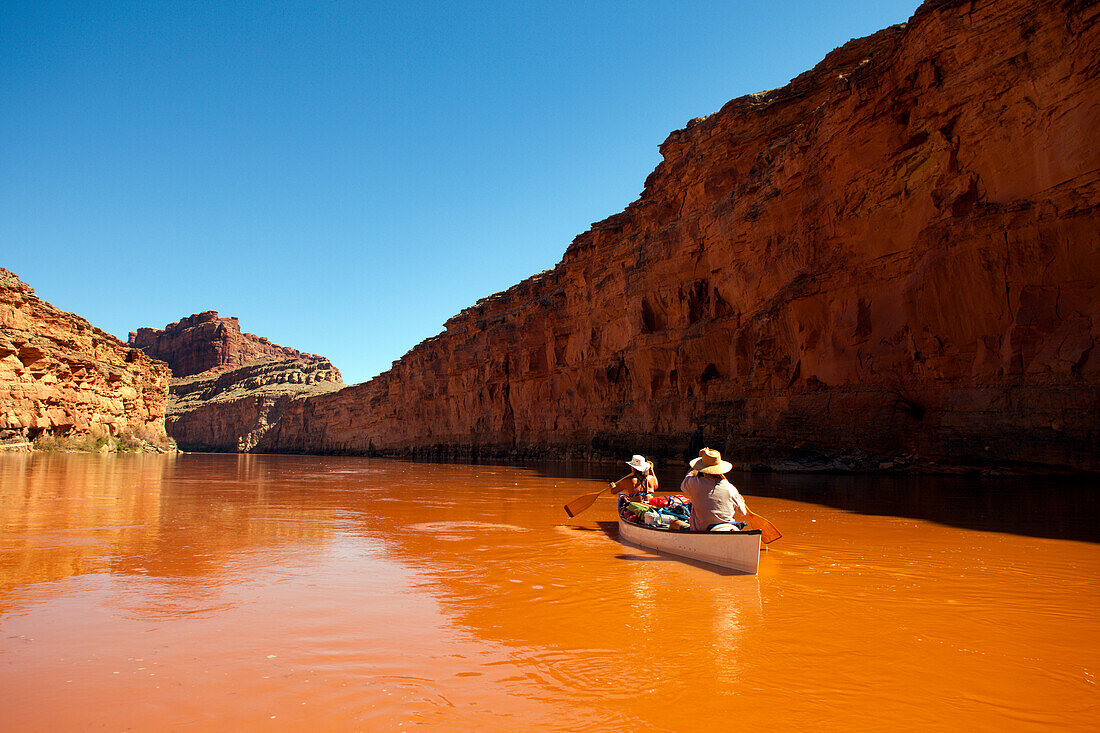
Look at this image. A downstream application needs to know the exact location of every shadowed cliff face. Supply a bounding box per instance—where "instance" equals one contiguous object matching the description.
[240,0,1098,471]
[0,269,171,447]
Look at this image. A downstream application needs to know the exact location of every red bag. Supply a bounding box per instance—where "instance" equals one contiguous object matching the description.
[647,496,668,508]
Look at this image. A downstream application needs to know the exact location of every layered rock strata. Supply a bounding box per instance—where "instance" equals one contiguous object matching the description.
[0,269,172,449]
[129,311,316,377]
[213,0,1100,471]
[166,357,343,452]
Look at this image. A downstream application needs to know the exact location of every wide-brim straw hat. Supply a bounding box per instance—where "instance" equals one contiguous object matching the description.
[689,447,733,475]
[626,454,651,472]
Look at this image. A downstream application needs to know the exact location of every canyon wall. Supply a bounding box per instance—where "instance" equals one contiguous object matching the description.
[128,311,344,451]
[248,0,1096,471]
[129,311,316,377]
[166,357,343,452]
[0,269,172,448]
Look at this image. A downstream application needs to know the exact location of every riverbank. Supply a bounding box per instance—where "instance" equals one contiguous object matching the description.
[234,442,1095,477]
[0,429,177,454]
[29,432,176,454]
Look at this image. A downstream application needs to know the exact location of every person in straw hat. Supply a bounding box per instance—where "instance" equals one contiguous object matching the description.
[609,454,659,502]
[679,447,748,531]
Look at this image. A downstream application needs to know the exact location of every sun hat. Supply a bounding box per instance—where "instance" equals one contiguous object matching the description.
[626,454,651,472]
[689,447,733,475]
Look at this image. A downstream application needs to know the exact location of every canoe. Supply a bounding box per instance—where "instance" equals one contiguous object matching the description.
[617,514,762,574]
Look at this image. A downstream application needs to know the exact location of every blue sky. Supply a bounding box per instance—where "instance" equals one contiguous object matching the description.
[2,0,917,384]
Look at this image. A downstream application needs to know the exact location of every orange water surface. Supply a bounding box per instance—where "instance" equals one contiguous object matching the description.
[0,453,1097,731]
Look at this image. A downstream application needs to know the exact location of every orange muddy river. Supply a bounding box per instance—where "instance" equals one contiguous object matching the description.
[1,453,1097,731]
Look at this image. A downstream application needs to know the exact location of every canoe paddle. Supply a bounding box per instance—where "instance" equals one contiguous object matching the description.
[745,508,782,544]
[563,475,630,518]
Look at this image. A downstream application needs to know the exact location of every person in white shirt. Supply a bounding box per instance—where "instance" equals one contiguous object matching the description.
[610,454,658,502]
[679,447,748,531]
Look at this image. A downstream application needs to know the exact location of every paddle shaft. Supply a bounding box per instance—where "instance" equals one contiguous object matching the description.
[562,474,632,518]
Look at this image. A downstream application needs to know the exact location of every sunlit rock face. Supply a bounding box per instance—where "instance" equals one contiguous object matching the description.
[0,269,171,446]
[129,312,344,452]
[166,356,344,452]
[274,0,1097,471]
[129,311,317,378]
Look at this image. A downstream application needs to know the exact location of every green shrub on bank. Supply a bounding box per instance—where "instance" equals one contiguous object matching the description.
[32,434,106,452]
[32,428,176,454]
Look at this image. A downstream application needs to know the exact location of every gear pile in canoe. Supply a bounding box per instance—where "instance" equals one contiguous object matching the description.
[617,493,700,531]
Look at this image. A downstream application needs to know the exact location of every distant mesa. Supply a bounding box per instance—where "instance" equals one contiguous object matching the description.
[128,310,322,378]
[166,355,344,452]
[128,311,344,452]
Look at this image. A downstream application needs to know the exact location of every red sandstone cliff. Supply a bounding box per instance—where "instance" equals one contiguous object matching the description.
[128,312,343,451]
[0,269,172,449]
[166,356,343,452]
[129,311,315,377]
[230,0,1098,471]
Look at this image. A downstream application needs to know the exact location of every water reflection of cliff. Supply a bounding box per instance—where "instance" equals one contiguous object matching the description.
[0,454,338,609]
[0,454,166,596]
[361,457,1100,542]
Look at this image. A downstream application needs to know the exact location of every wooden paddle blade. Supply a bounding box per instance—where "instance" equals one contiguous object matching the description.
[746,510,782,544]
[563,488,607,518]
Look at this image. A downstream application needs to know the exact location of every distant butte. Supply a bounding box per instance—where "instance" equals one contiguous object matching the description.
[127,312,343,451]
[128,311,319,378]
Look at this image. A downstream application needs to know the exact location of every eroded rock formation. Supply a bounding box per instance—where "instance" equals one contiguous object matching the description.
[128,311,344,451]
[190,0,1100,472]
[0,269,172,449]
[129,311,316,377]
[166,357,343,451]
